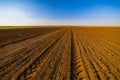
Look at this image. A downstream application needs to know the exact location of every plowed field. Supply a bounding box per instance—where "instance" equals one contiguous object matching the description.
[0,27,120,80]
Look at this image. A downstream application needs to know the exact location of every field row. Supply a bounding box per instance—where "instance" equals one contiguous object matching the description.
[0,28,69,80]
[71,28,120,80]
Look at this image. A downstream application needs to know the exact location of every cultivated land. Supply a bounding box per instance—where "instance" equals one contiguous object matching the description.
[0,27,120,80]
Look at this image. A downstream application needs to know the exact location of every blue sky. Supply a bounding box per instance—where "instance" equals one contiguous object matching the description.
[0,0,120,26]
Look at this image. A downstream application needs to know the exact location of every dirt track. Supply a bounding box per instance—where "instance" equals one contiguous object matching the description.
[0,27,120,80]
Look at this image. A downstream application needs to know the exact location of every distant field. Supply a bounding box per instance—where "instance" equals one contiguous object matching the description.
[0,27,120,80]
[0,26,33,29]
[0,27,61,47]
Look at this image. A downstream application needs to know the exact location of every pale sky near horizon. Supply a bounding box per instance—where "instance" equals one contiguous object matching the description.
[0,0,120,26]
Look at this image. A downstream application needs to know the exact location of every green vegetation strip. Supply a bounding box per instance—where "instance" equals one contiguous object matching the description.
[0,26,35,29]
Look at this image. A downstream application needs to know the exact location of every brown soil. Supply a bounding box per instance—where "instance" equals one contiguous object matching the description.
[0,27,119,80]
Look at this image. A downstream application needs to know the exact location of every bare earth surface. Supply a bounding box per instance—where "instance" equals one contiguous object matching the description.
[0,27,120,80]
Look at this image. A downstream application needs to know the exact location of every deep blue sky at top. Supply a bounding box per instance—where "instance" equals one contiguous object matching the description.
[0,0,120,25]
